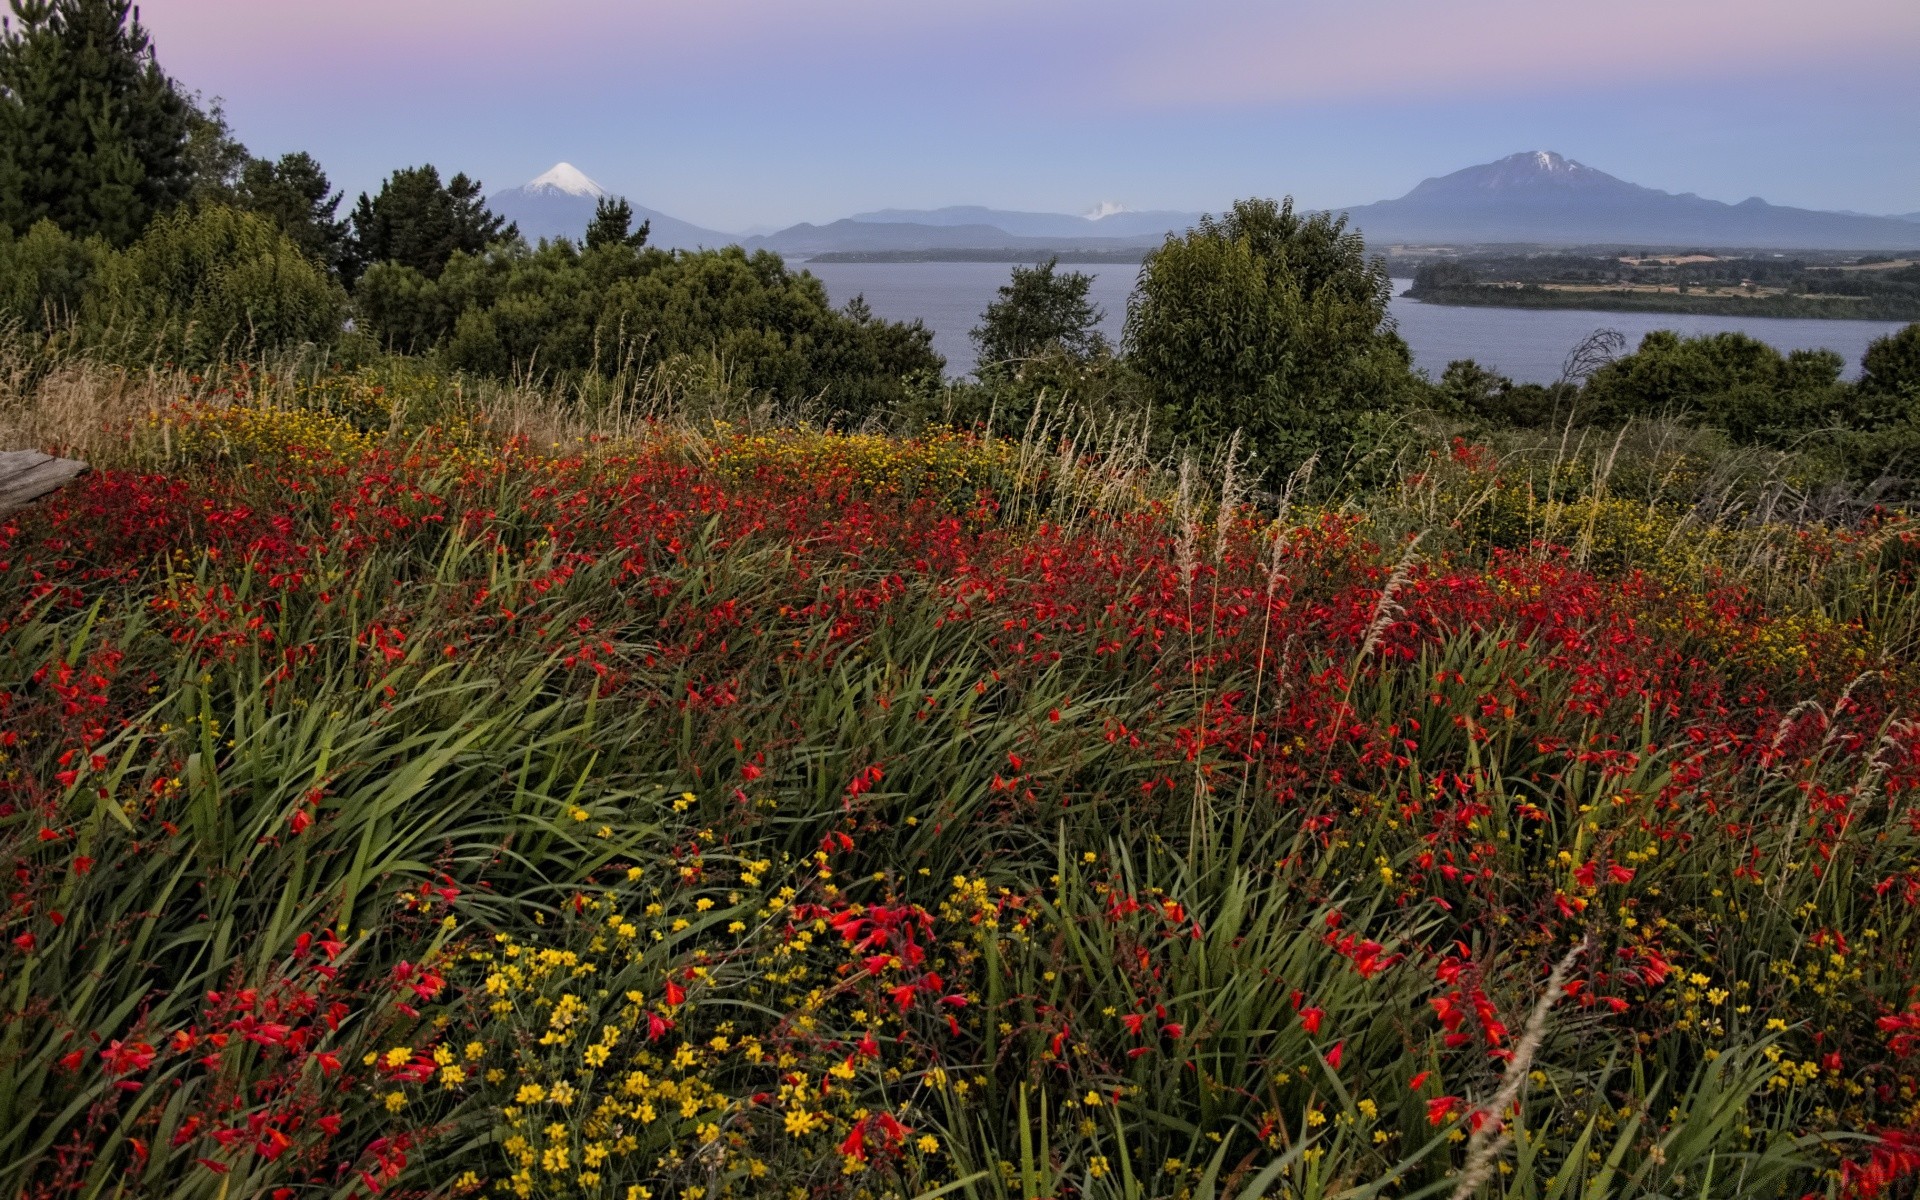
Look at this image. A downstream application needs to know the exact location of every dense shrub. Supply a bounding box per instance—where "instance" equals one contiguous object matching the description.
[355,239,943,423]
[1578,330,1847,446]
[88,204,345,360]
[0,219,99,331]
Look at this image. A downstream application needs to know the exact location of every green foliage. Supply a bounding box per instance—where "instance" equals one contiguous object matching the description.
[354,239,943,423]
[88,204,345,361]
[179,93,250,207]
[1124,197,1416,475]
[0,217,98,330]
[970,257,1109,377]
[1432,358,1561,427]
[1579,330,1846,446]
[1408,253,1920,321]
[236,151,349,276]
[0,0,193,245]
[1858,322,1920,418]
[345,164,513,285]
[583,196,649,251]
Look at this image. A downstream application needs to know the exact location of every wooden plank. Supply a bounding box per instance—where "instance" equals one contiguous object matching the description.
[0,450,89,513]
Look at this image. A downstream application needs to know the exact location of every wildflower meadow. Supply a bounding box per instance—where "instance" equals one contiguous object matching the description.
[3,362,1920,1200]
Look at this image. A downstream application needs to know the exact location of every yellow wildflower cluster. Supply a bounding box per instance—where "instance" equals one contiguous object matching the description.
[710,427,1013,501]
[456,827,960,1198]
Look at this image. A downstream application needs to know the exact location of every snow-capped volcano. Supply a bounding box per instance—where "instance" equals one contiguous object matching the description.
[523,162,607,198]
[1332,150,1920,249]
[487,163,729,250]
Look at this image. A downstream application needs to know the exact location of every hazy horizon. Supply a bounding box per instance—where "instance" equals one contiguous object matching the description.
[143,0,1920,230]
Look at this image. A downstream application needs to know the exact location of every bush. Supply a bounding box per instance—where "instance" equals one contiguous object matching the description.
[0,219,99,332]
[1579,330,1845,446]
[1857,322,1920,422]
[355,239,942,424]
[88,204,345,361]
[1124,197,1418,475]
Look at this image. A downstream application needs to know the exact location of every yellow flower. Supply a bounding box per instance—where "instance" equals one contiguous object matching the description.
[384,1090,406,1112]
[1089,1156,1110,1179]
[384,1046,412,1067]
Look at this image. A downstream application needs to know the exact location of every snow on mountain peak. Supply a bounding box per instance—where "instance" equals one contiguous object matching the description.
[1084,201,1132,221]
[525,163,607,198]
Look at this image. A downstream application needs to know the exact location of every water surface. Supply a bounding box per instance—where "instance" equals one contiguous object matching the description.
[800,261,1911,384]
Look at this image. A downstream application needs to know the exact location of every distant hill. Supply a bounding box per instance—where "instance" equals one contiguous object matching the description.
[485,155,1915,260]
[742,219,1161,257]
[488,163,730,251]
[847,204,1200,242]
[1334,152,1920,251]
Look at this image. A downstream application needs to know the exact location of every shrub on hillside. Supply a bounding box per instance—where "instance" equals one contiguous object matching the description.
[88,204,345,361]
[355,239,943,424]
[1578,330,1847,446]
[0,219,99,332]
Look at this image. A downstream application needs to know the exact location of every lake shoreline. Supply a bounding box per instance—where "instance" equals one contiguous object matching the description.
[799,261,1912,383]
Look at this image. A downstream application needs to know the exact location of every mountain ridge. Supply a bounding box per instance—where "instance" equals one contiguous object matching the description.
[1332,151,1920,251]
[487,164,730,250]
[485,156,1918,259]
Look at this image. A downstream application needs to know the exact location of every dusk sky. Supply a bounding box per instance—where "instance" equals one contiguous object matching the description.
[143,0,1920,232]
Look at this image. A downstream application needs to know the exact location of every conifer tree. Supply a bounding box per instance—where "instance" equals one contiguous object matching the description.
[584,196,649,251]
[240,151,348,275]
[345,165,514,285]
[0,0,192,244]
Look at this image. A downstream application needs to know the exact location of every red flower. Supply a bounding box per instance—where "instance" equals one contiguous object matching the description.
[1300,1006,1324,1035]
[1426,1095,1462,1125]
[101,1039,156,1075]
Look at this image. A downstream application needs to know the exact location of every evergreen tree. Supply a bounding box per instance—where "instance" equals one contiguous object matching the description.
[239,151,348,275]
[0,0,192,244]
[345,165,513,285]
[584,196,649,251]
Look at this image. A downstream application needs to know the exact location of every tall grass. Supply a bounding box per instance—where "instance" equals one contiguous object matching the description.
[1,349,1916,1198]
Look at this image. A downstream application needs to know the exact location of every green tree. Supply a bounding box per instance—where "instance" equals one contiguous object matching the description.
[345,165,513,285]
[969,257,1107,377]
[180,93,249,205]
[0,0,192,244]
[1124,197,1415,472]
[584,196,649,251]
[239,151,348,275]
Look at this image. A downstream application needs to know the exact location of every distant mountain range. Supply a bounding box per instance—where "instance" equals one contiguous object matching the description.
[1332,152,1920,251]
[490,154,1918,258]
[844,204,1199,241]
[488,164,729,250]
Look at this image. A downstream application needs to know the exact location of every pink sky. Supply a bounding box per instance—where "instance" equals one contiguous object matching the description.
[138,0,1920,228]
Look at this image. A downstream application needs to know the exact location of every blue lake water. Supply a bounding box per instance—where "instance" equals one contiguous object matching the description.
[799,260,1912,384]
